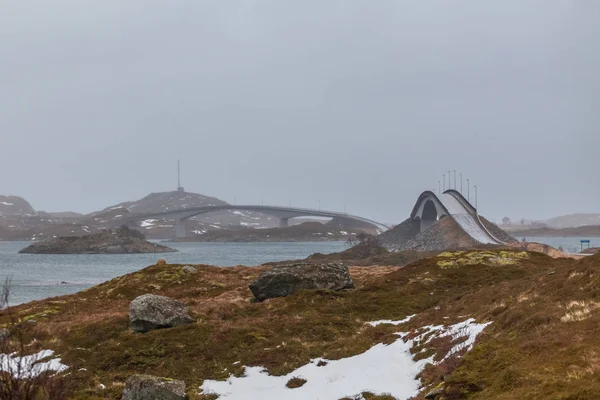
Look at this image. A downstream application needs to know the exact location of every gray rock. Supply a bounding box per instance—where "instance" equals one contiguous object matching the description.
[129,294,194,333]
[181,266,197,273]
[249,262,355,301]
[0,328,9,341]
[121,374,186,400]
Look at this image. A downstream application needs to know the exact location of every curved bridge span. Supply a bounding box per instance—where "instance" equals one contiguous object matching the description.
[126,205,390,238]
[411,189,504,245]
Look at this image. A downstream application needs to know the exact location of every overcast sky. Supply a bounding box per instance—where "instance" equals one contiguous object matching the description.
[1,1,598,223]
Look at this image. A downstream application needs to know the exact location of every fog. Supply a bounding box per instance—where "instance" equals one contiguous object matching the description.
[1,1,598,223]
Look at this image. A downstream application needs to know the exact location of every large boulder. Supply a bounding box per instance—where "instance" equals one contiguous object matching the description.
[121,374,186,400]
[249,262,355,301]
[129,294,194,333]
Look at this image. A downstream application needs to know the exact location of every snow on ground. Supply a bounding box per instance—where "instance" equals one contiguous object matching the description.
[200,317,491,400]
[368,315,416,327]
[240,222,260,227]
[140,219,158,228]
[209,225,221,229]
[0,202,14,206]
[0,350,68,378]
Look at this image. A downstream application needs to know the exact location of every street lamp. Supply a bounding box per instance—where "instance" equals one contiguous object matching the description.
[466,179,470,202]
[448,170,451,190]
[453,170,456,190]
[438,180,441,194]
[474,185,478,209]
[460,173,463,194]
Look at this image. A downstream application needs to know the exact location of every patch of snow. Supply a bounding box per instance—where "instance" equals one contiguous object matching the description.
[240,222,260,227]
[82,226,91,233]
[368,315,416,327]
[140,219,158,228]
[340,231,348,235]
[200,318,491,400]
[230,211,245,216]
[210,225,221,229]
[108,206,124,211]
[192,230,207,235]
[0,202,14,206]
[114,215,122,219]
[0,350,68,378]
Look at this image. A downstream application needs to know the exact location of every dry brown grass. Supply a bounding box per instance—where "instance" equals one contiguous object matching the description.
[4,250,600,399]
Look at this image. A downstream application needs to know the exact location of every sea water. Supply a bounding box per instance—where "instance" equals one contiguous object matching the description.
[0,241,347,305]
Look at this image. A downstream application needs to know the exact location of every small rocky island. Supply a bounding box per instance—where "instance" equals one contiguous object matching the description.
[19,226,177,254]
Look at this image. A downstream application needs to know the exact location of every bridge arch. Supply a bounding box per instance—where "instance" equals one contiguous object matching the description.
[408,190,504,245]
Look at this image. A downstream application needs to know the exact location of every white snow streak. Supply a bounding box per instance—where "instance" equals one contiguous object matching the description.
[140,219,158,228]
[0,202,14,206]
[368,314,416,327]
[200,318,491,400]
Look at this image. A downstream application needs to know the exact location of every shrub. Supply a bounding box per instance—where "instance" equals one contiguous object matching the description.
[0,280,69,399]
[116,225,146,240]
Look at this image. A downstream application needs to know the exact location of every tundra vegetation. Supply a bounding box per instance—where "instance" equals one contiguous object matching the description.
[2,250,600,399]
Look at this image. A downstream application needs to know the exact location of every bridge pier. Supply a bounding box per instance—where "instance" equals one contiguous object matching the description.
[176,219,187,238]
[279,217,290,228]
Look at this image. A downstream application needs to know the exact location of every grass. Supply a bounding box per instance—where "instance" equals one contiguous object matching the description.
[286,377,307,389]
[2,251,600,399]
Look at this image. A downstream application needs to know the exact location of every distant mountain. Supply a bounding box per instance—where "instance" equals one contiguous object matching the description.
[544,214,600,229]
[87,190,277,238]
[90,191,229,216]
[0,195,35,215]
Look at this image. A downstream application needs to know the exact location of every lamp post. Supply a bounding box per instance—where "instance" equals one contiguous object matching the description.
[466,179,470,202]
[448,170,451,190]
[453,170,456,190]
[474,185,478,209]
[438,180,441,194]
[460,173,463,194]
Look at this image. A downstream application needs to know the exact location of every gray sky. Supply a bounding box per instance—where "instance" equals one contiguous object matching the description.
[1,1,598,223]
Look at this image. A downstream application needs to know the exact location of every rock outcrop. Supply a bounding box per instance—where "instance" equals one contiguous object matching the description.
[129,294,194,333]
[121,374,186,400]
[249,262,355,301]
[18,231,177,254]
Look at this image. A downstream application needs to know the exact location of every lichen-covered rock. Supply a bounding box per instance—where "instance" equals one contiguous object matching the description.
[249,262,355,301]
[129,294,193,333]
[121,374,186,400]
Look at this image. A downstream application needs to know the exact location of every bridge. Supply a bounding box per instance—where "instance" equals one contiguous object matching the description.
[126,205,390,238]
[410,189,505,245]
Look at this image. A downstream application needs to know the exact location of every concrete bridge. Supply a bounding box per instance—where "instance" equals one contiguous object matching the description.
[410,189,505,245]
[126,205,390,238]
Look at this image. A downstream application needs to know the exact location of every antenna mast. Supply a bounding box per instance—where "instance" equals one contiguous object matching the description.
[177,159,184,192]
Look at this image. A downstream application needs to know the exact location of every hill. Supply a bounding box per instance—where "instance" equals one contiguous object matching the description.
[0,195,35,215]
[89,191,277,239]
[177,221,371,242]
[0,191,281,241]
[545,213,600,228]
[4,250,600,398]
[511,225,600,237]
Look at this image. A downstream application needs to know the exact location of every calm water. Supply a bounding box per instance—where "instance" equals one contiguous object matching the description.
[0,241,347,305]
[1,237,594,306]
